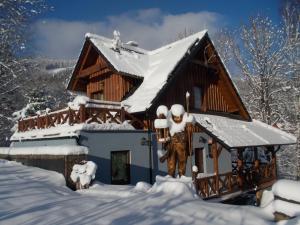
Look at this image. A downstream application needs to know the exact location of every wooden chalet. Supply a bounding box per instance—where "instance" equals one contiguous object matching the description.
[13,30,296,198]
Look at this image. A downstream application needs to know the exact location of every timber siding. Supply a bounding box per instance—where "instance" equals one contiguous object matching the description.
[156,64,232,113]
[87,73,139,102]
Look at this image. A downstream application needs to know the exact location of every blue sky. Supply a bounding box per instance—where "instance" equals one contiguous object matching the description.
[33,0,282,59]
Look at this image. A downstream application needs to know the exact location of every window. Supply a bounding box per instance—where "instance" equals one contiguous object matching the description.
[193,86,202,110]
[194,148,204,173]
[111,151,131,184]
[91,81,104,100]
[91,91,104,100]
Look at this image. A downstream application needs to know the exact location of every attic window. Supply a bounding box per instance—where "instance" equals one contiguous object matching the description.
[91,91,104,100]
[91,81,104,100]
[193,86,202,110]
[99,81,104,91]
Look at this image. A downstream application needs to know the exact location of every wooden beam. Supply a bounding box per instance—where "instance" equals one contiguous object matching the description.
[212,141,219,175]
[80,43,92,71]
[89,67,112,79]
[78,64,107,78]
[190,59,218,71]
[212,140,219,195]
[217,144,223,158]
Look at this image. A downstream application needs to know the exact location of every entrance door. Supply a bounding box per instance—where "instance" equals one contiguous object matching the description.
[111,151,130,184]
[194,148,204,173]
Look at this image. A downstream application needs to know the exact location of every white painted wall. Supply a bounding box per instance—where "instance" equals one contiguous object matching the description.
[192,132,232,174]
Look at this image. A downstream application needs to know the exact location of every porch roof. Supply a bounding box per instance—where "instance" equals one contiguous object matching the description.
[193,114,296,149]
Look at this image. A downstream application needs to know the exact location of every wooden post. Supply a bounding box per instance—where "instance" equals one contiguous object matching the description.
[68,107,73,125]
[45,116,49,128]
[212,140,219,194]
[37,116,40,129]
[18,120,22,132]
[120,106,125,122]
[185,91,194,179]
[269,146,277,180]
[57,113,61,125]
[79,104,86,123]
[237,148,244,189]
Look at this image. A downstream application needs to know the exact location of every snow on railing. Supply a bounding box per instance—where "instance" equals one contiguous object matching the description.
[18,104,144,132]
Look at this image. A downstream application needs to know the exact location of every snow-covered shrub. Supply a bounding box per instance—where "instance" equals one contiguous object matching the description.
[70,161,97,189]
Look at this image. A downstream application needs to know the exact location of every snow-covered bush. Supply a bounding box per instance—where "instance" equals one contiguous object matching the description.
[70,161,97,189]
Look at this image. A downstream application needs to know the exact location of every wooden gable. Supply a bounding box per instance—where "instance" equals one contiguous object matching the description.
[149,36,251,121]
[68,39,141,102]
[69,34,250,121]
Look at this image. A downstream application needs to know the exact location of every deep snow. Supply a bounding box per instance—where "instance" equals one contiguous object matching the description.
[0,160,299,225]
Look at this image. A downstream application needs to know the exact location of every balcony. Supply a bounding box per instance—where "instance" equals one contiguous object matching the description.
[18,102,144,132]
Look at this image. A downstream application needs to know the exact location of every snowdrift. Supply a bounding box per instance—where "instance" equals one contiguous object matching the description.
[261,179,300,218]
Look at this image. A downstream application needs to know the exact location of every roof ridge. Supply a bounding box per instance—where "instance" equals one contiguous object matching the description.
[85,30,207,55]
[148,30,207,55]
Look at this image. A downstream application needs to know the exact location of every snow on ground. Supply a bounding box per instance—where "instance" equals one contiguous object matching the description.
[272,179,300,203]
[0,160,299,225]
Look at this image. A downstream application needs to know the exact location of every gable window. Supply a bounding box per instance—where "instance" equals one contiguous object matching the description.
[91,91,104,100]
[91,81,104,100]
[193,86,202,110]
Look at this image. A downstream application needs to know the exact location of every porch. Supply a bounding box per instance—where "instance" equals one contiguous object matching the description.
[191,113,296,200]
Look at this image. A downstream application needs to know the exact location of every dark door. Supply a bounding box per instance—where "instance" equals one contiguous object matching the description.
[194,148,204,173]
[111,151,130,184]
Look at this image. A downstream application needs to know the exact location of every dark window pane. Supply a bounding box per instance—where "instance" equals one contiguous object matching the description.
[111,151,130,184]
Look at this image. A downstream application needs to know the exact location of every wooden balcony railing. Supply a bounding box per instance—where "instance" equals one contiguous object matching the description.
[195,172,238,199]
[18,104,144,132]
[195,161,277,199]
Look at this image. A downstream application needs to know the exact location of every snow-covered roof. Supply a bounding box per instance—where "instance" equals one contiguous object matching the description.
[0,145,88,156]
[11,122,135,141]
[193,114,296,148]
[86,30,207,113]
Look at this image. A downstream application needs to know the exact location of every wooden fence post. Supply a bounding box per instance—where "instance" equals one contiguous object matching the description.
[18,120,22,132]
[68,107,73,125]
[212,140,219,195]
[120,107,125,122]
[79,104,86,123]
[45,115,49,128]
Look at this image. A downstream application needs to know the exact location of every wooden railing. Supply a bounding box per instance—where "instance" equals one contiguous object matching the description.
[195,161,277,199]
[195,172,238,199]
[18,104,144,132]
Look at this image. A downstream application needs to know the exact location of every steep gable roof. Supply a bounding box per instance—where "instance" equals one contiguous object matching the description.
[79,31,207,112]
[69,30,250,119]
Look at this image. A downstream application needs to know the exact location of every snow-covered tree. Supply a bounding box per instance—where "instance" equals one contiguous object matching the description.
[214,2,299,179]
[0,0,49,146]
[280,0,300,179]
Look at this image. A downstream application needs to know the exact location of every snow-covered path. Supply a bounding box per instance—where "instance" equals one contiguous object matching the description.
[0,160,295,225]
